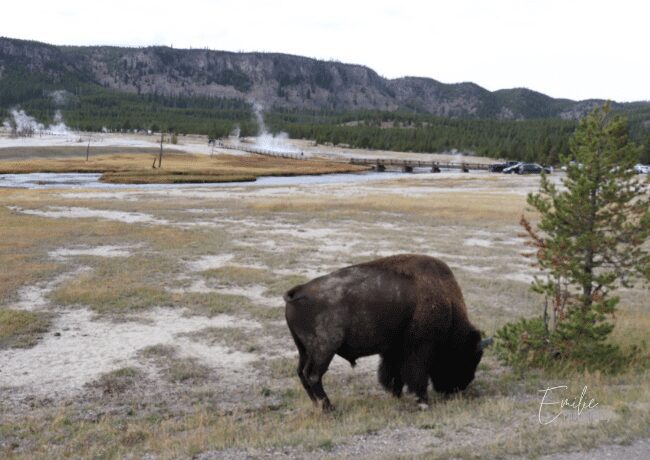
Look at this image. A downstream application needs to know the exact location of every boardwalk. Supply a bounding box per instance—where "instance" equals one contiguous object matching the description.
[216,140,492,172]
[349,157,492,172]
[216,141,307,160]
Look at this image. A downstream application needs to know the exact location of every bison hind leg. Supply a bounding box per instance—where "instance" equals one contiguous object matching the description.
[289,330,317,402]
[303,353,336,412]
[297,351,317,402]
[378,353,404,398]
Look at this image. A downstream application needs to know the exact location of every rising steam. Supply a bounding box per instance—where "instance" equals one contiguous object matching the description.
[2,109,71,137]
[251,102,299,153]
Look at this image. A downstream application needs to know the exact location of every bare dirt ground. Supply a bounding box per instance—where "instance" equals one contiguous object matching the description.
[285,138,499,164]
[0,129,497,165]
[0,142,648,459]
[0,130,224,158]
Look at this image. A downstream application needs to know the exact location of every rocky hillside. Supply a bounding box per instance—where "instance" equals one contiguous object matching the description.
[1,36,649,120]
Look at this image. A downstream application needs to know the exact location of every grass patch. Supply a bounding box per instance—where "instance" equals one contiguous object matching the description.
[140,344,176,358]
[4,369,648,458]
[0,146,181,160]
[101,171,256,184]
[49,256,178,315]
[252,306,285,321]
[176,291,284,321]
[0,152,367,184]
[263,274,310,298]
[249,192,529,223]
[176,292,256,317]
[264,357,297,380]
[1,168,648,458]
[180,327,259,353]
[0,308,50,349]
[89,367,143,396]
[0,199,213,303]
[51,271,172,314]
[201,265,272,286]
[167,358,211,383]
[0,206,72,302]
[138,344,210,384]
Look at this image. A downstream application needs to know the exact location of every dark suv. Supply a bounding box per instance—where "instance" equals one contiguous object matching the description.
[489,161,520,173]
[516,163,549,174]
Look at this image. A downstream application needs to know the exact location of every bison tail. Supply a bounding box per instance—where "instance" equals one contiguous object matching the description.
[283,285,306,303]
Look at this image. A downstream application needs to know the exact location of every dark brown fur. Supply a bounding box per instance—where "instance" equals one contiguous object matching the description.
[284,254,484,411]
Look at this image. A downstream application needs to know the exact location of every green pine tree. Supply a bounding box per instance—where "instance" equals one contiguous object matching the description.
[496,103,650,372]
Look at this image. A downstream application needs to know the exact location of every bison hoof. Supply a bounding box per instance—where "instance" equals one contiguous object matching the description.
[417,402,430,411]
[319,399,335,413]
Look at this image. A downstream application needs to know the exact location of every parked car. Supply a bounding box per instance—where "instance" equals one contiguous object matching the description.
[515,163,544,174]
[489,161,520,173]
[502,162,523,174]
[634,163,650,174]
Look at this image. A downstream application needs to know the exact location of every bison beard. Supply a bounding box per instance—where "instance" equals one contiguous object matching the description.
[284,254,489,411]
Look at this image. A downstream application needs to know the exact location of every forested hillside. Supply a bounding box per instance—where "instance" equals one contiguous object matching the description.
[1,36,649,163]
[266,110,650,164]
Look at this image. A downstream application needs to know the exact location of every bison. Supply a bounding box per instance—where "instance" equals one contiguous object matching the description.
[284,254,491,411]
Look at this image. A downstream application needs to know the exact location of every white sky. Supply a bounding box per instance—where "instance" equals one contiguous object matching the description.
[2,0,648,102]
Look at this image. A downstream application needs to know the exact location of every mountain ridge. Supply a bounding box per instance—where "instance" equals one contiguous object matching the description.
[3,36,649,121]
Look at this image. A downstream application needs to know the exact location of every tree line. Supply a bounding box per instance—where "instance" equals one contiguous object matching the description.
[1,79,648,164]
[266,108,650,164]
[1,89,256,137]
[266,109,575,164]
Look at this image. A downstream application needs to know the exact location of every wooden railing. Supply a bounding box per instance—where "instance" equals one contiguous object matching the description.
[349,158,492,172]
[217,141,307,160]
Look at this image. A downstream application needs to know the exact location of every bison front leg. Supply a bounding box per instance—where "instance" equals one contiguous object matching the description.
[378,351,404,398]
[402,344,431,409]
[303,353,335,412]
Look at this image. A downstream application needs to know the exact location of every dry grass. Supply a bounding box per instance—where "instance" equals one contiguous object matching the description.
[2,366,648,459]
[138,344,210,384]
[250,192,531,223]
[0,152,368,184]
[0,146,181,160]
[263,356,298,380]
[180,327,260,353]
[49,256,177,314]
[1,173,648,459]
[101,171,258,184]
[0,193,219,305]
[0,205,74,301]
[200,263,309,298]
[201,265,271,286]
[176,292,256,318]
[140,344,176,358]
[0,309,50,349]
[263,274,311,298]
[166,358,211,384]
[88,367,144,396]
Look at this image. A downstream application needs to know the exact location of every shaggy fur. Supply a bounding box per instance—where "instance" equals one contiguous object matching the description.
[285,254,484,411]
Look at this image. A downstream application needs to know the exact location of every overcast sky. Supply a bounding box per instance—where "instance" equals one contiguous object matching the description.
[2,0,648,102]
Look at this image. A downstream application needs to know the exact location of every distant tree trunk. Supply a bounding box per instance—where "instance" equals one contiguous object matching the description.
[158,133,164,168]
[86,139,91,161]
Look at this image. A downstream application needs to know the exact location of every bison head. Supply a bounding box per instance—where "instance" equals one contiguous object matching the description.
[431,329,490,394]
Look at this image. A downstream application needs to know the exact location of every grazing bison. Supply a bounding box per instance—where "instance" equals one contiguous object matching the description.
[284,254,491,411]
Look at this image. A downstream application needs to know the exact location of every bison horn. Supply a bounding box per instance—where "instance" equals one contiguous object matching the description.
[478,337,493,350]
